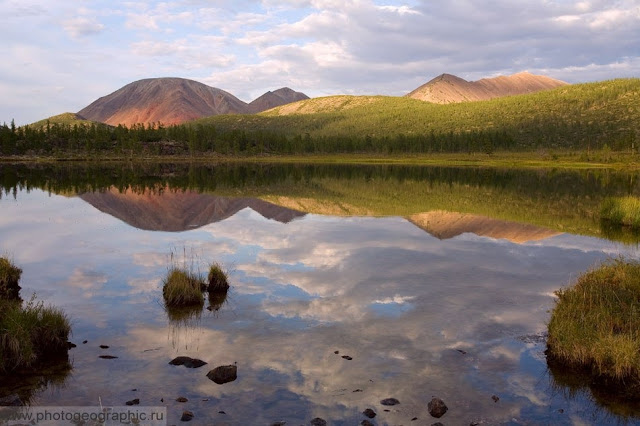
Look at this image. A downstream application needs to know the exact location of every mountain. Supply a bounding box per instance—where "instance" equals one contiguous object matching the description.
[78,78,250,127]
[247,88,309,113]
[407,71,568,104]
[77,78,310,127]
[78,186,306,232]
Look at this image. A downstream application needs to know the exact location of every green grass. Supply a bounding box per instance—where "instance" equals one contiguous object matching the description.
[601,197,640,229]
[162,268,206,308]
[0,256,22,300]
[0,296,71,373]
[207,263,229,292]
[547,258,640,383]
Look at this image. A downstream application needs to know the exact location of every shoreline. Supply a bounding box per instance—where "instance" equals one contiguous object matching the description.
[1,151,638,170]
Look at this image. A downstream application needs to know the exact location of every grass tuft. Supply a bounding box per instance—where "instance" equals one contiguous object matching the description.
[601,197,640,229]
[547,258,640,383]
[207,263,229,292]
[0,256,22,301]
[0,295,71,373]
[162,268,206,308]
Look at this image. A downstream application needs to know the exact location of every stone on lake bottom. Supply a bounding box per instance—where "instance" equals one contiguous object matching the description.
[181,410,194,422]
[310,418,327,426]
[125,398,139,406]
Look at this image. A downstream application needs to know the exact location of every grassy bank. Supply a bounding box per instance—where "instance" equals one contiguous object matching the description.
[0,257,71,373]
[0,297,71,373]
[547,259,640,385]
[1,150,640,170]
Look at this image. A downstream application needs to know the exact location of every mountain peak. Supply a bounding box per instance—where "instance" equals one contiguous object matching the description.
[407,71,567,104]
[77,78,310,126]
[247,87,310,113]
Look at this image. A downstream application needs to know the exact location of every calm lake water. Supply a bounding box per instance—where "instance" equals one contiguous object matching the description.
[1,162,640,425]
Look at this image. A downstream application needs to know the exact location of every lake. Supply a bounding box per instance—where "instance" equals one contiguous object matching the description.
[1,162,639,425]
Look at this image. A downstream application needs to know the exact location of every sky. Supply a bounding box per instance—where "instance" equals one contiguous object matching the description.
[1,0,639,125]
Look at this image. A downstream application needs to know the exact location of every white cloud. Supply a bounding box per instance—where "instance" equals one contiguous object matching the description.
[2,0,640,123]
[63,16,105,38]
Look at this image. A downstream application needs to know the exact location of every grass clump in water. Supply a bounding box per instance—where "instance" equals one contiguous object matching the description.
[0,295,71,373]
[162,268,206,308]
[601,197,640,229]
[207,263,229,293]
[0,256,22,301]
[547,258,640,386]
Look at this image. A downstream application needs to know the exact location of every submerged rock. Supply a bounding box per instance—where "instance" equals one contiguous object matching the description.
[363,408,376,418]
[125,398,139,406]
[206,365,237,384]
[310,418,327,426]
[180,410,194,422]
[176,397,188,403]
[380,398,400,406]
[99,355,118,359]
[169,356,208,368]
[341,355,353,360]
[428,397,448,418]
[67,342,77,349]
[361,420,374,426]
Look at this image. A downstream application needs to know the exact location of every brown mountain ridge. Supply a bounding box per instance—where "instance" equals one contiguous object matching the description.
[407,71,568,104]
[78,78,309,127]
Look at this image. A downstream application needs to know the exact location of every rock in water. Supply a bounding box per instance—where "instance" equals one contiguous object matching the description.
[207,365,237,384]
[169,356,208,368]
[363,408,376,418]
[380,398,400,406]
[181,411,194,422]
[428,397,448,418]
[310,418,327,426]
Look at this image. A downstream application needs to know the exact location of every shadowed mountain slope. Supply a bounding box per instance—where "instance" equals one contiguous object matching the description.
[409,211,561,244]
[248,88,309,113]
[78,187,306,232]
[407,72,568,104]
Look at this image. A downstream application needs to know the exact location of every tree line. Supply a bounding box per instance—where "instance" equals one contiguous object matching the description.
[0,119,517,157]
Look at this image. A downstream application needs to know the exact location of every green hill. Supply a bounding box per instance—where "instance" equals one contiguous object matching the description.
[29,112,101,130]
[194,78,640,152]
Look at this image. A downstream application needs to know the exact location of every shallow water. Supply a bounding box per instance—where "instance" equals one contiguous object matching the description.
[1,163,640,425]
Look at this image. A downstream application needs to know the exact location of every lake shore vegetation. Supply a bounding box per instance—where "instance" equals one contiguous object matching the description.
[601,197,640,229]
[547,258,640,389]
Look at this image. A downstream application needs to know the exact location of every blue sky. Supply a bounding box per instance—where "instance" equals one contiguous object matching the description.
[1,0,639,124]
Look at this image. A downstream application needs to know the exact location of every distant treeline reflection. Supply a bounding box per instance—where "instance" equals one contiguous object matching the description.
[1,162,639,243]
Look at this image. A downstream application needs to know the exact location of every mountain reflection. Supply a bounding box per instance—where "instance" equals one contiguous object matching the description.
[410,210,561,243]
[78,186,306,232]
